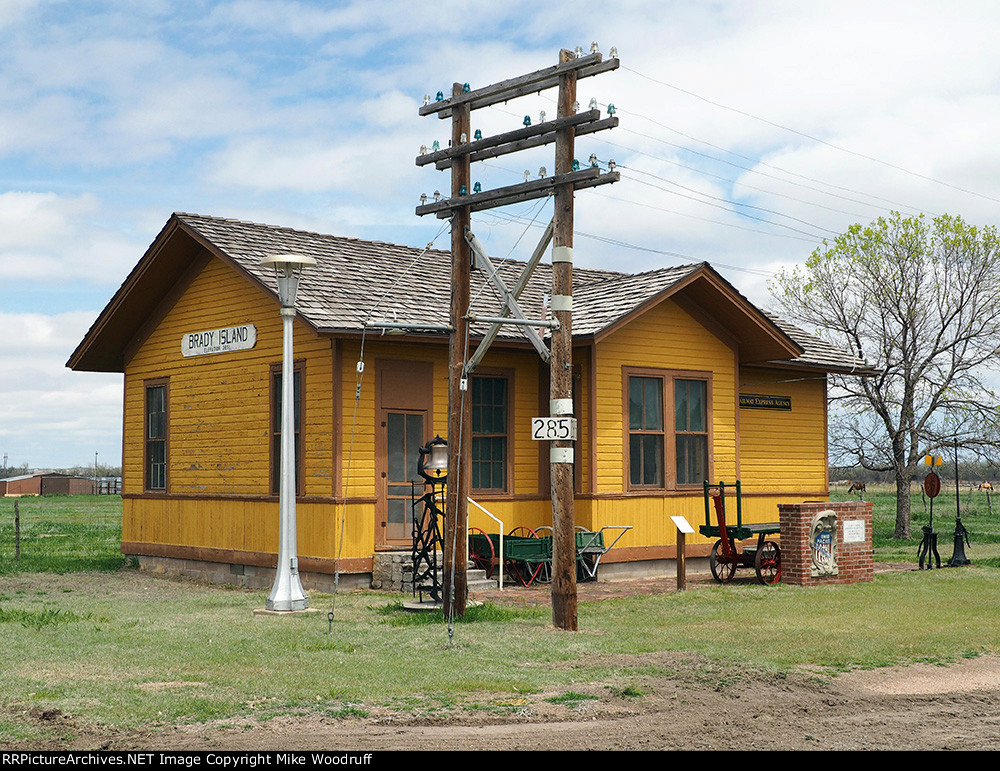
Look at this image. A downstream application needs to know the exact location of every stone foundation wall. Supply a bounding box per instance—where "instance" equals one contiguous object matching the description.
[370,551,416,592]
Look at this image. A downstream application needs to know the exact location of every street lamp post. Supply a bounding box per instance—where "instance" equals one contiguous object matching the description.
[261,253,316,612]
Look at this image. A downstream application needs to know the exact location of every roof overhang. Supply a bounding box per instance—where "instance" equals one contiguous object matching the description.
[589,264,803,364]
[67,215,287,373]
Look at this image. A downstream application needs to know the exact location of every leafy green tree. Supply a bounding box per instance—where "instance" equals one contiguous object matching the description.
[773,213,1000,538]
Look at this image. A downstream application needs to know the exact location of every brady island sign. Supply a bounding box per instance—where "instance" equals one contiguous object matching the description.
[181,324,257,358]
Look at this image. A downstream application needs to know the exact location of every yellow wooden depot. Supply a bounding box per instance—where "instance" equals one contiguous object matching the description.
[68,213,872,586]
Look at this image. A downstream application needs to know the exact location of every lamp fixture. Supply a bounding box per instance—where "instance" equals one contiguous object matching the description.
[259,252,316,612]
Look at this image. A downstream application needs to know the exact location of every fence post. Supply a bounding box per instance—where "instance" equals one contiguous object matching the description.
[14,499,20,561]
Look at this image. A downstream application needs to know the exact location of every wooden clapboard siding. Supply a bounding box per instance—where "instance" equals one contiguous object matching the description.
[738,366,829,494]
[593,297,738,494]
[574,345,591,493]
[589,494,708,549]
[338,339,377,499]
[124,256,334,498]
[472,348,542,497]
[466,497,552,534]
[120,255,370,560]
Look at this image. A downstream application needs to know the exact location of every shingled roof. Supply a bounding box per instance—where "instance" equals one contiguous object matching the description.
[68,212,871,375]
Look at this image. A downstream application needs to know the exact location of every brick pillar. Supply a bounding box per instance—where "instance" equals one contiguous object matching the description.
[778,501,874,586]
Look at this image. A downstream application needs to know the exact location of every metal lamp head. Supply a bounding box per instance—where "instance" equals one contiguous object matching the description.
[260,254,317,308]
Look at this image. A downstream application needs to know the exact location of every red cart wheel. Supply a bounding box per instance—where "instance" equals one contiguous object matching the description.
[506,526,543,586]
[755,541,781,585]
[468,527,495,577]
[710,539,736,583]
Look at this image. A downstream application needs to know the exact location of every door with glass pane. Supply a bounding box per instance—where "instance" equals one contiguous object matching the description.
[375,359,433,548]
[383,411,425,543]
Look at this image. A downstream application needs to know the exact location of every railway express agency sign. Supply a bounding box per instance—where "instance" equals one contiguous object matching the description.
[181,324,257,357]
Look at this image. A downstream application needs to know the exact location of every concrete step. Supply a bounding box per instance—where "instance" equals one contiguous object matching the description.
[467,566,499,591]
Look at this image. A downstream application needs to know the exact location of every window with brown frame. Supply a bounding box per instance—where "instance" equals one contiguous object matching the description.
[628,375,665,487]
[674,378,709,486]
[271,366,302,495]
[145,380,168,491]
[471,375,508,492]
[625,370,710,490]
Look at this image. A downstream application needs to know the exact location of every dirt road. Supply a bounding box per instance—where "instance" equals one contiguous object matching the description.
[17,653,990,751]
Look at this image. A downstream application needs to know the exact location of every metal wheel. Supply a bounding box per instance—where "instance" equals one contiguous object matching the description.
[506,526,543,586]
[534,526,553,583]
[709,539,737,583]
[754,541,781,585]
[468,527,495,577]
[574,525,599,582]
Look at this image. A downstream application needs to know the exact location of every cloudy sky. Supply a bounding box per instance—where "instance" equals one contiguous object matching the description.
[2,0,1000,469]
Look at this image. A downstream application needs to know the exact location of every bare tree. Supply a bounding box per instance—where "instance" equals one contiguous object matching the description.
[772,213,1000,538]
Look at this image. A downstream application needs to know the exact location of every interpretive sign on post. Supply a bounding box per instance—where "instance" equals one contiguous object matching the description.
[670,515,694,591]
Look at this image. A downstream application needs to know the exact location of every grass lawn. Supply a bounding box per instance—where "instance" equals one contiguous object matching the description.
[2,490,1000,745]
[0,495,126,575]
[831,482,1000,564]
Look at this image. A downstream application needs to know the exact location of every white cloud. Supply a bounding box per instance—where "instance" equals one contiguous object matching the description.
[3,0,1000,468]
[0,311,122,467]
[0,192,141,285]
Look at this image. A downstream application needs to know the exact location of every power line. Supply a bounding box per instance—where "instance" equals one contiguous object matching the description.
[599,111,929,217]
[479,153,836,242]
[618,162,839,239]
[622,65,1000,206]
[491,100,924,227]
[590,190,817,243]
[531,91,928,217]
[480,207,776,279]
[602,137,873,221]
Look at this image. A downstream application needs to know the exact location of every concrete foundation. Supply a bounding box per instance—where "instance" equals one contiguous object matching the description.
[133,552,711,591]
[135,554,371,593]
[596,556,711,581]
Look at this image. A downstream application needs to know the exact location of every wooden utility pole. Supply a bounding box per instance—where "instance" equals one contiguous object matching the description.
[550,49,578,630]
[445,84,471,617]
[417,48,620,626]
